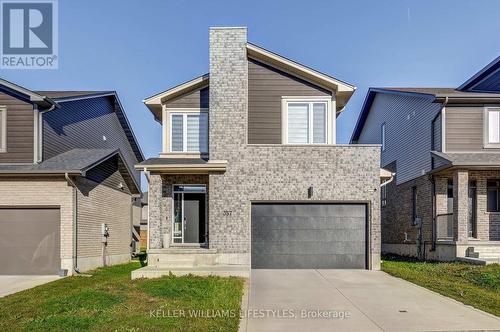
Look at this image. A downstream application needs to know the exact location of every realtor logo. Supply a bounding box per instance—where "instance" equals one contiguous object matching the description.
[1,0,58,69]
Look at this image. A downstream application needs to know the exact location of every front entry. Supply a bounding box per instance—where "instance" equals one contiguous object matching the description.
[172,185,206,244]
[468,181,477,238]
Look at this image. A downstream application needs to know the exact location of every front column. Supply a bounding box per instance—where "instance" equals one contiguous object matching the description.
[148,173,163,249]
[453,170,469,243]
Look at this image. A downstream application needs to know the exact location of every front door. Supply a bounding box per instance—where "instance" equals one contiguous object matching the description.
[172,185,206,244]
[468,181,477,238]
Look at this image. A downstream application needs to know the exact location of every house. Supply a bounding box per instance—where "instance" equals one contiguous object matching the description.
[0,79,144,275]
[133,27,383,278]
[139,192,148,250]
[351,57,500,264]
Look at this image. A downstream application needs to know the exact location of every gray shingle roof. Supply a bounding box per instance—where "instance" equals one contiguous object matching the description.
[0,148,117,174]
[380,88,500,98]
[35,91,113,99]
[431,151,500,167]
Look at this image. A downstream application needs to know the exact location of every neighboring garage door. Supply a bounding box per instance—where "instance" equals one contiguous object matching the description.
[252,203,366,269]
[0,208,60,275]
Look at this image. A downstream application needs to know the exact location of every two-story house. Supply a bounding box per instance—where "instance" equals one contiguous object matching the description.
[134,27,383,278]
[351,57,500,264]
[0,79,144,275]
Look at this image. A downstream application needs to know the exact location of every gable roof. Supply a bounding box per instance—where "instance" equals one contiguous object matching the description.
[0,80,144,162]
[144,42,356,121]
[0,78,59,108]
[350,87,500,143]
[458,56,500,93]
[0,148,140,194]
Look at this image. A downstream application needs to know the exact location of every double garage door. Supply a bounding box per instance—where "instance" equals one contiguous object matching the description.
[252,203,367,269]
[0,208,60,275]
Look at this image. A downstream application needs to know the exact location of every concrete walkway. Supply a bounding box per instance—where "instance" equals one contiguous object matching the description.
[0,276,60,297]
[243,269,500,332]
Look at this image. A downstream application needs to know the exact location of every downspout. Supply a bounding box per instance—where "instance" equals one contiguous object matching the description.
[65,173,80,274]
[430,96,449,253]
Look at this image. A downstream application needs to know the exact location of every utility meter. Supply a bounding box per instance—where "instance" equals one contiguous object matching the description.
[101,223,109,243]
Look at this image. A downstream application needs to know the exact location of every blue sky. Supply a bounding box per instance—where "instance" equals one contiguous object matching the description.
[2,0,500,160]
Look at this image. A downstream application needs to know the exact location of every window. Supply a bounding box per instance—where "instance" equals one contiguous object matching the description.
[284,99,330,144]
[486,108,500,146]
[447,179,453,213]
[411,186,418,225]
[381,122,386,151]
[170,112,208,153]
[381,183,387,207]
[487,180,500,212]
[0,107,6,153]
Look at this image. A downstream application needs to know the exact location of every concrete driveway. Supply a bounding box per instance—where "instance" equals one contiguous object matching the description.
[243,269,500,332]
[0,276,60,297]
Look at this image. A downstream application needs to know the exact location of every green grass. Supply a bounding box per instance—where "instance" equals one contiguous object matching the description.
[381,254,500,316]
[0,262,244,332]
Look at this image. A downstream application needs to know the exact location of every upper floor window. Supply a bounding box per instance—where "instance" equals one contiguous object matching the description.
[0,107,6,153]
[170,111,208,153]
[486,108,500,147]
[381,122,386,151]
[283,98,332,144]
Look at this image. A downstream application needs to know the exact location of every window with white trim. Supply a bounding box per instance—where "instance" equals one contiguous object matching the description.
[486,108,500,146]
[381,122,386,152]
[0,107,6,153]
[170,112,208,153]
[285,100,329,144]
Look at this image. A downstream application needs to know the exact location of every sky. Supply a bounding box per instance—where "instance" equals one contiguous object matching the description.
[2,0,500,163]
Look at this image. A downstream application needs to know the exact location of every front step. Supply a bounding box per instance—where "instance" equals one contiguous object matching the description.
[464,245,500,264]
[147,248,219,268]
[131,265,250,279]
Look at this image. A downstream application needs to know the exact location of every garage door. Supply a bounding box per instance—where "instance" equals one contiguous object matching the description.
[252,204,366,269]
[0,208,60,275]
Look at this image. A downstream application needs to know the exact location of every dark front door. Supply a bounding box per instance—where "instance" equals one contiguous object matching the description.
[251,203,367,269]
[183,193,206,244]
[468,182,477,238]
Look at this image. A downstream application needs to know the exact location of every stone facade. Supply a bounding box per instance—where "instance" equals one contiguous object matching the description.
[381,167,500,261]
[147,27,382,269]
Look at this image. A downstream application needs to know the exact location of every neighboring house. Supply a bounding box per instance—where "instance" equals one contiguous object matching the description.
[139,192,148,250]
[134,27,383,278]
[0,79,144,275]
[351,57,500,264]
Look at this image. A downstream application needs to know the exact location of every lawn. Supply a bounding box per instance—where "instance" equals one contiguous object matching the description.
[381,255,500,317]
[0,262,244,332]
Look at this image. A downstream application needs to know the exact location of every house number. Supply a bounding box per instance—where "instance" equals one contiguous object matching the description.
[223,210,232,216]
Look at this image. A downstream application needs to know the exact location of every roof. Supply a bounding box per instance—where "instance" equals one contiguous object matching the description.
[350,87,500,143]
[0,148,140,193]
[144,42,356,121]
[0,78,58,108]
[136,157,227,173]
[459,56,500,93]
[0,81,144,162]
[431,151,500,167]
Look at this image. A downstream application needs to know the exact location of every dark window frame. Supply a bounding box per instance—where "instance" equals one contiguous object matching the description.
[487,180,500,212]
[411,186,417,225]
[381,122,386,152]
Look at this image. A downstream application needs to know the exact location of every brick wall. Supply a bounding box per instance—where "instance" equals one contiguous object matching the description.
[75,177,132,269]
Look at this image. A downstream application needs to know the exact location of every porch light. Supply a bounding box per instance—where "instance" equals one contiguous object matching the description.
[308,186,313,198]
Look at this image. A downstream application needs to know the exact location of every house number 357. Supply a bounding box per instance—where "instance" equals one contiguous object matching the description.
[223,210,232,216]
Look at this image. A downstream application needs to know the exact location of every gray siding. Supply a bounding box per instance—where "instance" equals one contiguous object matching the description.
[0,92,34,163]
[85,155,132,195]
[445,106,483,152]
[248,59,331,144]
[43,96,140,184]
[165,87,209,108]
[432,112,442,152]
[357,93,442,184]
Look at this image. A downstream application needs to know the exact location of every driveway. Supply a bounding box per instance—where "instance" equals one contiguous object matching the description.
[243,269,500,332]
[0,276,60,297]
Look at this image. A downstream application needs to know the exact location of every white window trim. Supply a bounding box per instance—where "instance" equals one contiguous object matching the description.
[0,106,6,153]
[381,122,386,152]
[164,108,209,154]
[484,107,500,148]
[281,97,334,145]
